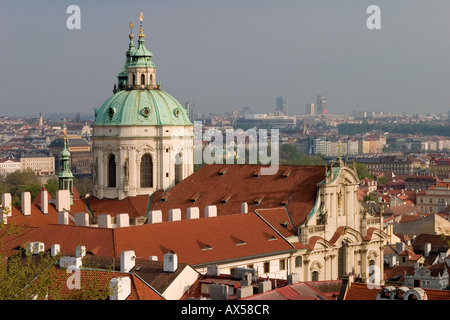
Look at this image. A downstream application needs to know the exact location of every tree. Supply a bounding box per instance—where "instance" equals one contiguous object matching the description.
[352,163,374,180]
[0,209,113,300]
[3,169,42,205]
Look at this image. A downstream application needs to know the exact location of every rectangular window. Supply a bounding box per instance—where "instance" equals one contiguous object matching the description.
[280,259,286,270]
[264,262,270,273]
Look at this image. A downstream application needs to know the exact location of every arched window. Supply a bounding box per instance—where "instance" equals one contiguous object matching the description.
[150,74,153,85]
[132,74,136,85]
[338,240,348,279]
[295,256,302,268]
[141,74,145,85]
[140,154,153,188]
[108,154,116,188]
[312,271,319,281]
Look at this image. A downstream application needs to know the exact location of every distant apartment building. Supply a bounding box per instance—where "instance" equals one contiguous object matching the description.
[347,140,359,156]
[20,152,55,176]
[355,155,424,176]
[185,101,196,123]
[306,137,330,156]
[48,136,92,175]
[0,158,21,177]
[317,95,328,115]
[235,114,296,129]
[358,135,386,154]
[416,181,450,214]
[430,158,450,180]
[305,103,314,115]
[275,97,288,115]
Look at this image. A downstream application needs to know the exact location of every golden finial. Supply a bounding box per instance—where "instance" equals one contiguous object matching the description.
[129,21,134,39]
[139,12,145,38]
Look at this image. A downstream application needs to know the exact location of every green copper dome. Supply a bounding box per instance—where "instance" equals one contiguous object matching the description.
[93,89,192,126]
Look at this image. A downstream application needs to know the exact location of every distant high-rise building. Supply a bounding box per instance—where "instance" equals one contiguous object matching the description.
[276,97,288,115]
[305,103,314,115]
[185,101,196,123]
[317,95,328,115]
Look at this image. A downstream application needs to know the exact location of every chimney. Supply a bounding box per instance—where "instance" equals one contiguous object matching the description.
[26,242,45,255]
[187,207,199,219]
[288,273,300,284]
[205,205,217,218]
[168,208,181,221]
[424,242,431,257]
[120,250,136,272]
[51,244,60,257]
[40,189,48,214]
[147,210,162,224]
[98,214,112,228]
[56,190,71,212]
[241,202,248,214]
[389,255,397,268]
[21,192,31,216]
[75,212,89,227]
[59,256,82,269]
[2,193,12,217]
[58,211,69,225]
[76,245,86,258]
[116,213,129,228]
[207,265,220,277]
[163,252,178,272]
[258,280,272,293]
[396,242,405,253]
[109,277,131,300]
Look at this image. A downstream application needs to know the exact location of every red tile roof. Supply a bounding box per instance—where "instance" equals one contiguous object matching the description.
[149,164,325,229]
[344,282,450,300]
[86,195,149,218]
[48,268,163,300]
[1,212,295,267]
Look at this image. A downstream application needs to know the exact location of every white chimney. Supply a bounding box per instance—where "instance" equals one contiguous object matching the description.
[424,242,431,257]
[187,207,199,219]
[163,252,178,272]
[2,193,12,217]
[241,202,248,213]
[169,208,181,221]
[110,277,131,300]
[51,244,60,257]
[116,213,129,228]
[40,189,48,214]
[75,212,89,227]
[147,210,162,224]
[205,205,217,218]
[59,256,82,269]
[98,214,112,228]
[56,190,71,212]
[21,192,31,216]
[389,255,397,268]
[58,211,69,225]
[26,242,45,255]
[120,250,136,272]
[76,245,86,258]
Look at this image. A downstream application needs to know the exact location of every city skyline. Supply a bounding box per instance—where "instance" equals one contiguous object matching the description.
[1,1,450,118]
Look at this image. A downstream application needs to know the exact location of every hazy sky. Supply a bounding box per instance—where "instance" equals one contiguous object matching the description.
[1,0,450,118]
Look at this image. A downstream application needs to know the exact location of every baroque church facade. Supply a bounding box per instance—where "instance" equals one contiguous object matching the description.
[92,15,194,200]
